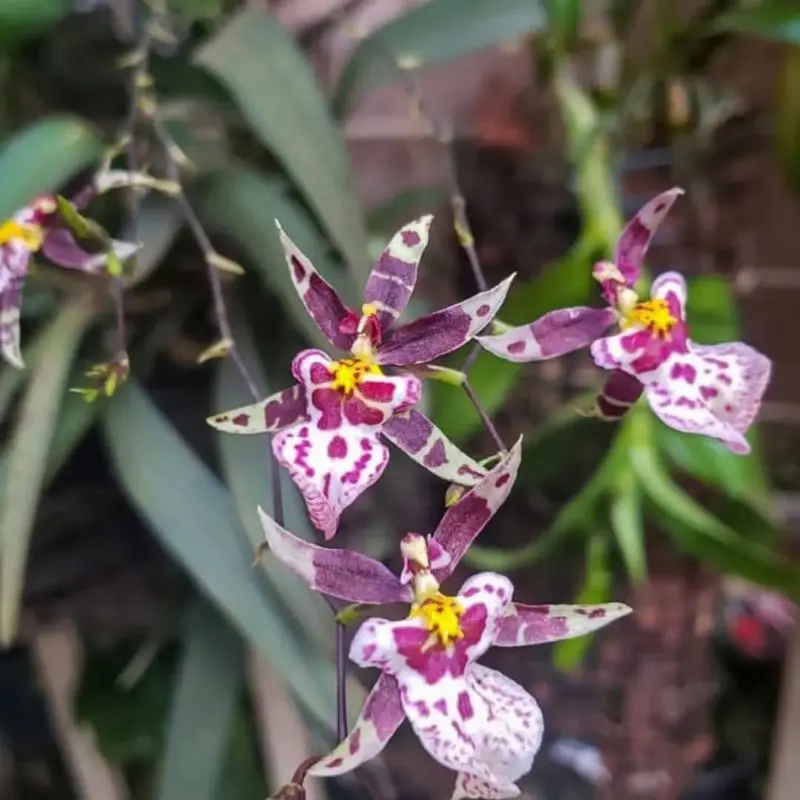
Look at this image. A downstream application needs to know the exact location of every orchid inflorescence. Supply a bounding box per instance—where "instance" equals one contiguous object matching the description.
[1,186,771,796]
[199,190,771,797]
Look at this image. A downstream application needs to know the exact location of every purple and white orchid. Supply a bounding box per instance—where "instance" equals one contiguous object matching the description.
[476,188,771,454]
[0,192,140,369]
[207,217,513,538]
[257,442,631,798]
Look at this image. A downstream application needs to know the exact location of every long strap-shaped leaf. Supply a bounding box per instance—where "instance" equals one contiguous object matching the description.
[155,598,244,800]
[0,291,97,643]
[102,381,338,730]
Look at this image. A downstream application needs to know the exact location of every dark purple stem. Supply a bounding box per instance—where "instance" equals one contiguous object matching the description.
[335,620,348,740]
[462,379,508,454]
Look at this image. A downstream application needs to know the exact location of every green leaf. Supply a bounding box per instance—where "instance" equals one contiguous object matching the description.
[685,275,739,343]
[656,423,770,510]
[553,531,612,672]
[777,47,800,195]
[155,598,245,800]
[197,165,356,347]
[0,292,96,643]
[195,8,369,278]
[0,117,102,220]
[101,380,338,730]
[430,236,598,440]
[76,637,178,765]
[609,467,646,584]
[0,0,69,45]
[629,407,800,597]
[715,1,800,44]
[334,0,546,114]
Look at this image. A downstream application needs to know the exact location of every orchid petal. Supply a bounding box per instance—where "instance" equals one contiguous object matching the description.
[651,270,687,316]
[590,317,687,376]
[363,215,432,331]
[594,370,644,420]
[476,306,616,363]
[41,229,141,274]
[351,573,512,679]
[0,278,24,369]
[274,349,421,538]
[644,341,771,454]
[450,665,544,800]
[310,674,405,776]
[206,384,307,434]
[615,187,683,286]
[494,602,632,647]
[377,274,515,366]
[256,506,410,604]
[277,222,355,350]
[431,439,522,580]
[382,409,487,486]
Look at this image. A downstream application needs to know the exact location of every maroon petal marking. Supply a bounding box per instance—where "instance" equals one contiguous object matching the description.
[277,221,355,351]
[476,306,616,363]
[363,215,432,332]
[206,384,308,434]
[377,274,515,366]
[273,350,422,538]
[594,370,644,420]
[382,409,487,485]
[431,439,522,579]
[494,602,632,647]
[614,187,683,286]
[310,674,405,776]
[256,506,410,604]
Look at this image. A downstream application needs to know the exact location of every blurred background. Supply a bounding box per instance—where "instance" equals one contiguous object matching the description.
[1,0,800,798]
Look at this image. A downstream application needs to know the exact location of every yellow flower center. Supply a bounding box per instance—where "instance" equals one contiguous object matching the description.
[361,302,379,318]
[0,219,44,251]
[328,357,382,394]
[410,592,464,647]
[622,298,677,337]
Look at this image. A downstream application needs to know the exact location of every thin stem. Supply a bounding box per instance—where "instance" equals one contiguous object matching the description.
[335,621,348,740]
[462,379,508,454]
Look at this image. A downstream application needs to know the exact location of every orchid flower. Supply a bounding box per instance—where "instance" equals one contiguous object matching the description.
[207,217,513,538]
[0,192,140,368]
[476,188,771,454]
[257,442,631,798]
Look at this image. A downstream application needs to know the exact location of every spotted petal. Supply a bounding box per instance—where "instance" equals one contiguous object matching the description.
[278,222,355,350]
[363,215,432,332]
[494,602,632,647]
[41,230,141,274]
[476,307,616,363]
[431,439,522,581]
[310,674,405,776]
[274,349,421,538]
[450,665,544,800]
[0,276,24,368]
[644,341,771,454]
[377,274,515,366]
[350,575,536,798]
[206,384,307,434]
[614,187,683,286]
[382,409,487,486]
[256,506,410,604]
[590,271,689,377]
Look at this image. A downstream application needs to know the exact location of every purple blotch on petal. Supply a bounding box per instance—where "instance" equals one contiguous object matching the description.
[476,306,616,364]
[377,274,515,366]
